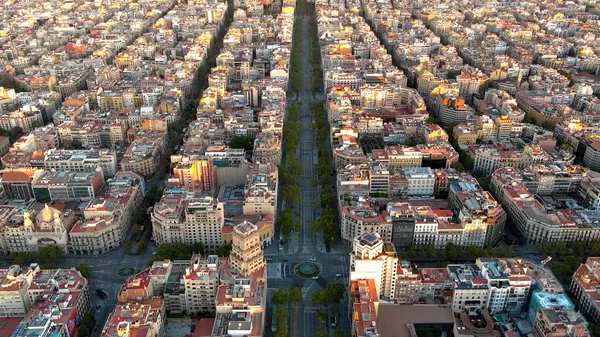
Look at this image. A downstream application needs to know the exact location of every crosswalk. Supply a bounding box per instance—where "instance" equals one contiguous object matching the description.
[89,279,106,289]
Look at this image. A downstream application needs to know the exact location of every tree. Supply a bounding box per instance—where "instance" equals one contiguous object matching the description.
[274,304,289,337]
[334,328,346,337]
[278,207,295,236]
[30,120,43,130]
[216,244,232,257]
[272,289,289,305]
[288,287,302,304]
[311,289,327,306]
[38,245,63,268]
[77,312,95,337]
[138,237,147,249]
[460,152,474,171]
[77,263,91,278]
[320,186,335,208]
[70,140,83,149]
[283,184,302,205]
[316,309,328,323]
[229,135,254,151]
[77,326,89,337]
[551,262,573,277]
[316,330,329,337]
[152,243,204,263]
[324,283,345,304]
[451,161,464,172]
[132,224,142,235]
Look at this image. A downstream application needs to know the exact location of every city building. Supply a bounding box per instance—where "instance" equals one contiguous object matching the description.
[184,255,222,315]
[1,169,45,201]
[68,171,144,255]
[341,196,392,243]
[349,279,380,337]
[151,193,225,252]
[448,264,489,314]
[43,149,118,177]
[230,221,265,277]
[533,307,589,337]
[32,170,104,203]
[242,163,278,216]
[120,129,167,177]
[0,263,90,322]
[570,257,600,325]
[102,265,166,337]
[349,233,399,302]
[170,156,216,192]
[0,203,77,254]
[492,167,600,244]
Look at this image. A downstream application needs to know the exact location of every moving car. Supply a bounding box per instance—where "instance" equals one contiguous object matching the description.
[96,289,108,299]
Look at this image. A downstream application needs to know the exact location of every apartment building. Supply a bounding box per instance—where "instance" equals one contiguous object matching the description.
[368,162,390,195]
[184,255,221,315]
[152,192,186,244]
[324,71,365,91]
[533,307,589,337]
[243,163,278,216]
[252,132,282,165]
[341,196,392,243]
[120,129,167,177]
[68,171,144,255]
[32,170,104,203]
[230,221,265,277]
[371,145,422,170]
[0,266,33,317]
[0,105,44,132]
[349,233,399,302]
[453,123,478,145]
[492,168,600,244]
[434,93,475,126]
[475,258,533,315]
[207,223,267,337]
[333,143,370,170]
[103,266,166,337]
[185,197,225,251]
[448,264,490,314]
[0,136,9,157]
[583,140,600,172]
[570,257,600,325]
[151,192,225,251]
[470,144,550,176]
[170,156,216,192]
[1,168,45,201]
[394,261,421,304]
[348,279,380,337]
[403,167,435,197]
[0,263,90,321]
[448,181,506,247]
[43,148,118,177]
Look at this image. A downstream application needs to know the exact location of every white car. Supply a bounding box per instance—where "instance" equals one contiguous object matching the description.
[335,274,342,277]
[310,257,316,261]
[312,276,319,279]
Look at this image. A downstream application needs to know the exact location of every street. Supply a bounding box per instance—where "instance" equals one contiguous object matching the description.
[263,14,352,337]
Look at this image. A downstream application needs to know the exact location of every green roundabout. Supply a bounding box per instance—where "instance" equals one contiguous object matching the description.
[294,262,321,278]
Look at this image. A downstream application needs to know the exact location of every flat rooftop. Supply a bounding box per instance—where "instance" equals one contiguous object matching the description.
[376,304,454,337]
